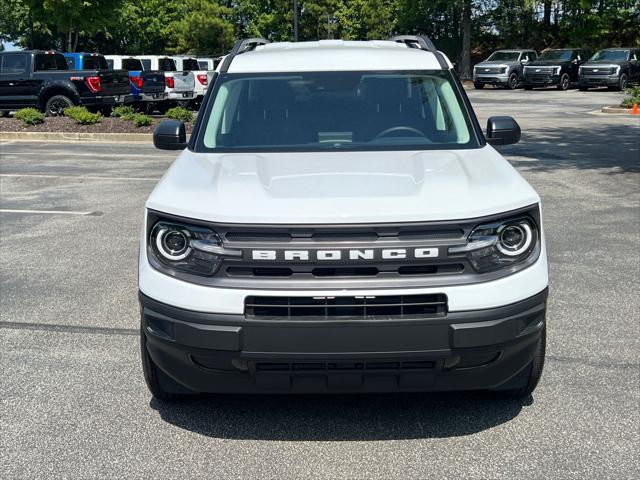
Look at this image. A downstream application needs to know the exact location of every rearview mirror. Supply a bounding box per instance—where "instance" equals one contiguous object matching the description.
[153,120,187,150]
[486,116,521,146]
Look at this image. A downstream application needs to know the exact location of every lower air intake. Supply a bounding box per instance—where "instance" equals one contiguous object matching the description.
[244,294,447,320]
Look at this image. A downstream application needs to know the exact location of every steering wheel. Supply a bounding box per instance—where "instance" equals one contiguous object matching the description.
[374,126,427,139]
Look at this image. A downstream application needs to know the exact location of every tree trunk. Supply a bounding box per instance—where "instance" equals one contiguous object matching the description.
[543,0,552,29]
[67,30,73,52]
[73,32,79,52]
[460,0,472,80]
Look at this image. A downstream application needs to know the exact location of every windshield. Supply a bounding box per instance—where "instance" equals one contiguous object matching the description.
[182,59,200,71]
[122,58,143,70]
[200,71,476,152]
[590,50,629,62]
[487,51,519,62]
[34,53,68,71]
[539,50,573,61]
[83,55,108,70]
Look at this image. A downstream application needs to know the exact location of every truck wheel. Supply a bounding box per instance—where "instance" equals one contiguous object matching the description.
[100,106,113,117]
[0,110,10,117]
[507,73,518,90]
[557,73,570,91]
[615,73,628,91]
[140,324,191,401]
[473,83,485,89]
[45,95,73,117]
[496,326,546,399]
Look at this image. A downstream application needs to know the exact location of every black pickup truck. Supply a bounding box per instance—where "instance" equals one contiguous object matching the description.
[523,48,590,90]
[0,50,133,116]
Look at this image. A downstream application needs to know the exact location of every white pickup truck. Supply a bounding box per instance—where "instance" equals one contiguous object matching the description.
[134,55,195,112]
[170,56,211,107]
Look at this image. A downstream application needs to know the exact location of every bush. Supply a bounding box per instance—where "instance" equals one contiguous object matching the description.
[112,105,136,120]
[165,106,194,123]
[14,108,45,126]
[64,106,101,125]
[132,113,152,127]
[620,86,640,108]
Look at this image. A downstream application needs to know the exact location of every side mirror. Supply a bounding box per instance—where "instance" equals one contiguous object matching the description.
[153,120,187,150]
[521,59,528,64]
[486,116,521,146]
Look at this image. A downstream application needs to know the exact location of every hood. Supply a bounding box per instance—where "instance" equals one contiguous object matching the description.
[583,60,623,66]
[528,60,570,67]
[476,61,518,68]
[146,147,540,224]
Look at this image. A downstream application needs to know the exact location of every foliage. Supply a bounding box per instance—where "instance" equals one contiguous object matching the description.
[1,0,638,63]
[166,107,195,123]
[132,113,153,127]
[621,86,640,108]
[14,108,45,126]
[111,105,136,120]
[63,106,102,125]
[171,0,235,54]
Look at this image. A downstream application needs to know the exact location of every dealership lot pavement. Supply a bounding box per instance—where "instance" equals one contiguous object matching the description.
[1,89,638,479]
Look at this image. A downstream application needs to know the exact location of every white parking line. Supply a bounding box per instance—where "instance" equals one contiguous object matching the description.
[0,209,99,216]
[0,173,160,181]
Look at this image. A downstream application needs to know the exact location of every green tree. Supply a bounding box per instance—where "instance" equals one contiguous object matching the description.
[27,0,122,51]
[172,0,235,54]
[335,0,399,40]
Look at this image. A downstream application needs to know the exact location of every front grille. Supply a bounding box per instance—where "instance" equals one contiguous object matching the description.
[476,67,502,74]
[255,360,437,372]
[526,67,555,75]
[228,263,464,278]
[581,68,612,76]
[245,294,448,320]
[224,228,463,243]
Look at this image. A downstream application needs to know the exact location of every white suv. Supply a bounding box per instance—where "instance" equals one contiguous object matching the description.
[141,37,548,400]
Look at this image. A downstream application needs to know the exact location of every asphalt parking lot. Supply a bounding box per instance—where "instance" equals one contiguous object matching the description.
[1,88,638,479]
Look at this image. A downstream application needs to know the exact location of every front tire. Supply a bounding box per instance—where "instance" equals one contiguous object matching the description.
[45,94,74,117]
[507,73,518,90]
[473,83,485,89]
[612,73,628,91]
[496,327,546,398]
[557,73,570,91]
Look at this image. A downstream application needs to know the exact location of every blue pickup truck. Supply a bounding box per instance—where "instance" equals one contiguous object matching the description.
[104,55,166,112]
[65,53,165,112]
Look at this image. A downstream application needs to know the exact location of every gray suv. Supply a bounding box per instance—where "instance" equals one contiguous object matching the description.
[473,50,538,90]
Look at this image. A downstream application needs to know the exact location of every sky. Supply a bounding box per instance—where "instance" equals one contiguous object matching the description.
[2,42,20,51]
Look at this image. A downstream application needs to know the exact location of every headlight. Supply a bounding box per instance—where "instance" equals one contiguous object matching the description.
[448,216,539,273]
[579,67,583,75]
[148,217,240,276]
[554,67,561,75]
[500,66,507,74]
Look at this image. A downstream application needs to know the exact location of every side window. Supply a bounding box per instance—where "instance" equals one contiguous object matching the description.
[1,54,28,74]
[141,59,151,70]
[65,57,75,69]
[531,52,538,61]
[106,59,114,69]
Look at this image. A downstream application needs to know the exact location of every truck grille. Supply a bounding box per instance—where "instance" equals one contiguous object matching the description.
[476,67,502,74]
[526,67,555,75]
[581,67,612,76]
[245,294,448,320]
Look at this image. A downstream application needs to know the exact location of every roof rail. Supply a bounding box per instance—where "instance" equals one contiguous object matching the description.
[219,38,269,73]
[391,35,449,70]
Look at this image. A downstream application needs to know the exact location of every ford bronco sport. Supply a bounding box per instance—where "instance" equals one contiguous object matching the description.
[140,37,548,400]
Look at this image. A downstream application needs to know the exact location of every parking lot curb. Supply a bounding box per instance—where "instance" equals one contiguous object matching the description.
[601,106,635,115]
[0,131,154,143]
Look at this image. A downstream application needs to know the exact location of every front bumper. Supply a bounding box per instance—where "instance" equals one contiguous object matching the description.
[578,75,619,87]
[473,73,509,85]
[524,74,560,87]
[140,288,548,394]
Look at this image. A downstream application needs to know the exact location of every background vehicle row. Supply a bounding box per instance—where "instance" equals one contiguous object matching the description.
[474,47,640,91]
[0,50,132,116]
